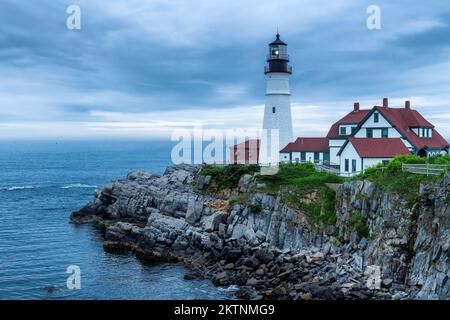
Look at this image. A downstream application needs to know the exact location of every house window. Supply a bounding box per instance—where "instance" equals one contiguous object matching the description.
[352,159,357,173]
[382,128,388,138]
[351,127,357,135]
[340,126,347,135]
[301,152,306,162]
[374,113,379,123]
[314,152,320,163]
[382,160,390,166]
[366,128,373,138]
[345,159,349,172]
[272,107,276,114]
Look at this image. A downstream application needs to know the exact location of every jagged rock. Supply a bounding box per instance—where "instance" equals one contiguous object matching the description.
[71,164,450,300]
[382,278,393,289]
[197,175,211,190]
[230,224,247,240]
[238,174,254,193]
[185,197,203,225]
[235,286,258,299]
[202,211,227,232]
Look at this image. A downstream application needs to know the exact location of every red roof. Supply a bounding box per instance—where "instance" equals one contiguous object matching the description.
[345,138,411,158]
[281,137,329,153]
[326,109,371,139]
[375,107,449,150]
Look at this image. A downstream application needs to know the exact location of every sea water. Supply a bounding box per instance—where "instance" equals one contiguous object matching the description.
[0,140,233,300]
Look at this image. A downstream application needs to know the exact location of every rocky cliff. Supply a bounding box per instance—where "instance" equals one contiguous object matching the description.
[71,164,449,300]
[335,173,449,299]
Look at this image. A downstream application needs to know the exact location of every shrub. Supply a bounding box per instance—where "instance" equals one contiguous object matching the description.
[303,187,337,231]
[356,154,449,207]
[249,204,262,214]
[228,193,250,206]
[199,164,259,191]
[347,212,369,238]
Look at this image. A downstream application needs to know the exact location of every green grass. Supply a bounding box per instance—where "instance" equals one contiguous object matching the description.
[257,163,345,192]
[255,163,343,231]
[347,211,370,238]
[229,193,250,206]
[249,204,262,214]
[198,164,259,191]
[304,187,337,231]
[356,155,450,207]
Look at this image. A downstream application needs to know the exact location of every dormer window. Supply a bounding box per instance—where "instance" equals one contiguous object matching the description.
[340,126,347,135]
[413,127,433,138]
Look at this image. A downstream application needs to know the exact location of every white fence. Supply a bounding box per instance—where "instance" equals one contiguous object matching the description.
[402,163,450,176]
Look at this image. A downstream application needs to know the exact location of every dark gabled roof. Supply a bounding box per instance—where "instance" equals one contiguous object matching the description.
[326,109,371,139]
[338,138,411,158]
[356,106,449,150]
[269,34,287,46]
[281,137,329,153]
[375,107,448,150]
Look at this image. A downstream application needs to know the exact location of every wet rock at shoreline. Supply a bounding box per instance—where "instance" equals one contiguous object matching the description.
[71,164,450,300]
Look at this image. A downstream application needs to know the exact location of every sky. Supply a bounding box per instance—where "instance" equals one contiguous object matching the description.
[0,0,449,140]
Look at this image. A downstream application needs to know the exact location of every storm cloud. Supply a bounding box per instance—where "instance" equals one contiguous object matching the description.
[0,0,449,139]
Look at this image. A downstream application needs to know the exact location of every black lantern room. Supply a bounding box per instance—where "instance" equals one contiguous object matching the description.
[264,34,292,74]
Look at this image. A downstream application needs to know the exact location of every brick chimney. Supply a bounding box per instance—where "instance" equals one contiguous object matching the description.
[353,102,360,112]
[383,98,388,108]
[405,100,411,109]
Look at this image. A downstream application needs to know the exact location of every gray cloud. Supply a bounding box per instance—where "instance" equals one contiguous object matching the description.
[0,0,449,139]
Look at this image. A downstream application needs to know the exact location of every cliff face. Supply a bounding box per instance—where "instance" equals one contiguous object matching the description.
[335,173,450,299]
[71,165,322,254]
[71,165,449,300]
[409,175,450,299]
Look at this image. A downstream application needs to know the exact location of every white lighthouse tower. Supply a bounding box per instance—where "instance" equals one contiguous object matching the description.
[259,33,294,164]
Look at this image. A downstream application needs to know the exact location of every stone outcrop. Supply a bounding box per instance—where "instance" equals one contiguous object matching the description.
[335,173,450,299]
[71,164,449,300]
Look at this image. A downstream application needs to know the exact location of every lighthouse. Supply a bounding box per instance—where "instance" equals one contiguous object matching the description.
[260,33,294,164]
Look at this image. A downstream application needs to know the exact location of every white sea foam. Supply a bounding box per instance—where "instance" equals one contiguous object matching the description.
[4,186,36,191]
[61,184,97,189]
[218,284,239,292]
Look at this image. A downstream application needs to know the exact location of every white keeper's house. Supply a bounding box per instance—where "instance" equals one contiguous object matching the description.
[230,33,449,176]
[281,98,449,176]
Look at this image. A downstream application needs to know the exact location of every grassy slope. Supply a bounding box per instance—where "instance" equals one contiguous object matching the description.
[355,155,450,206]
[198,155,449,232]
[199,163,345,231]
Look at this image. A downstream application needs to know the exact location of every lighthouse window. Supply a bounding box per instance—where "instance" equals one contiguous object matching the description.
[272,107,276,114]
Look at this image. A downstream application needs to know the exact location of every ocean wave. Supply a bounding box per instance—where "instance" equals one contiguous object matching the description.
[61,184,97,189]
[2,186,36,191]
[217,285,239,292]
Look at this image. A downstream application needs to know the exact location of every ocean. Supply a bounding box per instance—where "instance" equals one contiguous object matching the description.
[0,140,233,300]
